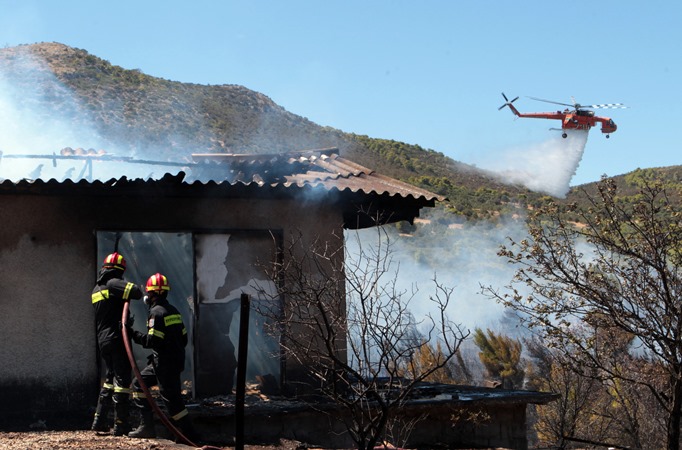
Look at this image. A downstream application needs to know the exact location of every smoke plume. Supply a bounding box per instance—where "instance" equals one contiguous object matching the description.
[0,48,182,181]
[347,216,529,336]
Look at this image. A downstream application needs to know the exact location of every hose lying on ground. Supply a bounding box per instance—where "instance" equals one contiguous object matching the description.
[121,300,222,450]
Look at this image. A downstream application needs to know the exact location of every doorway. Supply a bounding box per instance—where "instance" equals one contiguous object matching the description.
[97,230,282,398]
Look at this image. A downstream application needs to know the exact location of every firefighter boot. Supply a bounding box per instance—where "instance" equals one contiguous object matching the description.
[173,415,200,445]
[91,390,113,432]
[112,393,132,436]
[128,411,156,439]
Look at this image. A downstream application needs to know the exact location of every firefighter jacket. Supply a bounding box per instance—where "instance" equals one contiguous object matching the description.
[92,267,143,348]
[131,298,188,372]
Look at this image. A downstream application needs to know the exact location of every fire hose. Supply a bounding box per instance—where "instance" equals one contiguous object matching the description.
[121,300,222,450]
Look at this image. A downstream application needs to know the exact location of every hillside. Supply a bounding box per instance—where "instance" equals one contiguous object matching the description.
[0,42,549,220]
[2,42,678,221]
[565,166,682,211]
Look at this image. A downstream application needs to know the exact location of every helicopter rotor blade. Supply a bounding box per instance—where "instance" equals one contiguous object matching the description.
[498,93,519,110]
[587,103,628,109]
[527,96,574,108]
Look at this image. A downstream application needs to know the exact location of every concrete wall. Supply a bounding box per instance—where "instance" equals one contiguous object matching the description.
[0,190,345,422]
[192,399,531,449]
[400,401,530,450]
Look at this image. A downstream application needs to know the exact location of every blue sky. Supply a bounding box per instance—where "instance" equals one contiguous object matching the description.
[1,1,679,188]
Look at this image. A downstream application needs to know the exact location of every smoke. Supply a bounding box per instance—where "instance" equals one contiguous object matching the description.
[0,56,95,152]
[1,47,546,340]
[0,48,183,182]
[473,130,589,198]
[0,50,96,179]
[346,216,530,336]
[340,124,596,344]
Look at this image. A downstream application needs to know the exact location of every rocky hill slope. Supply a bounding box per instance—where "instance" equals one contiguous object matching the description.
[0,42,541,219]
[3,42,679,220]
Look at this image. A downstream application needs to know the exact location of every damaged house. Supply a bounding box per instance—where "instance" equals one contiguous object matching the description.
[0,147,555,448]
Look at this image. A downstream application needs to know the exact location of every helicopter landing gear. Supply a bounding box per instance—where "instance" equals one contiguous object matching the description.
[606,134,610,139]
[562,133,567,138]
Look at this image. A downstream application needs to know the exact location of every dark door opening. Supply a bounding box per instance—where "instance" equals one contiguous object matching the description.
[97,230,282,398]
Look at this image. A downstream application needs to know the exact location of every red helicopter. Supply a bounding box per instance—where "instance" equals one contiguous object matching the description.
[499,93,626,138]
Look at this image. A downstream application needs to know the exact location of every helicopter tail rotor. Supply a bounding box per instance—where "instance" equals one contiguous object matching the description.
[498,92,519,110]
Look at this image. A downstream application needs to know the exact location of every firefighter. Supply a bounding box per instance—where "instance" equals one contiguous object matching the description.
[128,273,198,442]
[91,252,143,435]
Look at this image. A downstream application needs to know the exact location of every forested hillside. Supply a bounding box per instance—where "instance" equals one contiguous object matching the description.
[0,42,546,220]
[1,42,679,221]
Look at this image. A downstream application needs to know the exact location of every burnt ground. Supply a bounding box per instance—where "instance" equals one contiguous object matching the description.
[0,430,307,450]
[0,384,328,450]
[0,383,534,449]
[0,386,315,450]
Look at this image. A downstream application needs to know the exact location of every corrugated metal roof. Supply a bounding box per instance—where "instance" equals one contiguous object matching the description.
[0,148,445,203]
[191,148,446,203]
[0,148,444,229]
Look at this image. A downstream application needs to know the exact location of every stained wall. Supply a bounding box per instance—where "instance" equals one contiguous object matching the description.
[0,190,344,423]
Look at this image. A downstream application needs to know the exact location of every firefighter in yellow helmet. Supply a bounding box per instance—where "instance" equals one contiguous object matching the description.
[91,252,143,435]
[127,273,198,442]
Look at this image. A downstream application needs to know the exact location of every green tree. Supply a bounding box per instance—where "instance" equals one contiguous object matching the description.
[484,177,682,450]
[472,328,525,389]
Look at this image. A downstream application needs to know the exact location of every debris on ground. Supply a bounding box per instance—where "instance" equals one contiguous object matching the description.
[0,430,193,450]
[0,430,307,450]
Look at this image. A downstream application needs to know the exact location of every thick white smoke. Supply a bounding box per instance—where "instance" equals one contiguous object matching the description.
[346,217,529,336]
[474,130,589,198]
[0,57,97,153]
[0,49,181,182]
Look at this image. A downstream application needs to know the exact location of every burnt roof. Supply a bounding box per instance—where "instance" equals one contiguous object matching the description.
[190,148,445,203]
[0,148,444,229]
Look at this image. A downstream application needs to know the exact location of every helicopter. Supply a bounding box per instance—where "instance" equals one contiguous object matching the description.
[498,92,626,138]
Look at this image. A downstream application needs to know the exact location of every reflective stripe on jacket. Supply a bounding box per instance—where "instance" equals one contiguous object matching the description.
[92,269,143,347]
[134,298,188,371]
